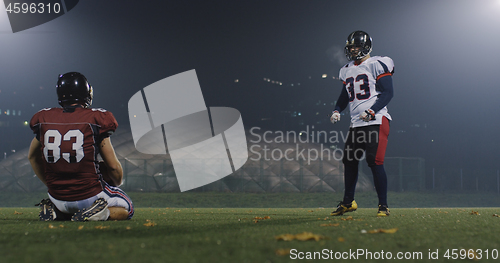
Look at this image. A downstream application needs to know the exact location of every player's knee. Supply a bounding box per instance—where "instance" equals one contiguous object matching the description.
[342,154,359,166]
[366,154,377,167]
[343,150,363,165]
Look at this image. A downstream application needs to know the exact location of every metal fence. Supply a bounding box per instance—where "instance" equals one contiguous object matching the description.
[429,168,500,192]
[95,156,426,193]
[118,157,349,193]
[0,146,460,194]
[4,128,500,194]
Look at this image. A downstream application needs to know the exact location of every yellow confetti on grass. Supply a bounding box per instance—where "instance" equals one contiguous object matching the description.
[275,234,295,241]
[94,225,109,229]
[275,232,326,241]
[470,211,480,215]
[338,216,362,221]
[367,228,398,234]
[48,224,65,229]
[143,220,156,227]
[468,249,480,261]
[320,223,340,227]
[78,225,84,230]
[275,248,291,256]
[253,216,271,223]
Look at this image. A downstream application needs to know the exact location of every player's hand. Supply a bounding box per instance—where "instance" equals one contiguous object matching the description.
[330,111,341,123]
[360,109,375,122]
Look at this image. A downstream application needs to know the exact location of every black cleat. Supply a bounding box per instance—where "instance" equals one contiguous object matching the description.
[331,200,358,216]
[377,204,390,217]
[35,199,57,221]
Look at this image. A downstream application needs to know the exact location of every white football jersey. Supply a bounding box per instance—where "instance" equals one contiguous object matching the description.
[339,56,394,128]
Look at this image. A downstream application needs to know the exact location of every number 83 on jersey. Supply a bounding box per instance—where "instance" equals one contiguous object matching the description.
[43,129,84,164]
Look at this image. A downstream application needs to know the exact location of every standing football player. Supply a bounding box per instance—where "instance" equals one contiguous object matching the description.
[28,72,134,221]
[330,31,394,217]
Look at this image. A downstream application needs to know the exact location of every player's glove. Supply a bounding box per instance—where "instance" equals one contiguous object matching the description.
[330,110,341,124]
[360,109,375,122]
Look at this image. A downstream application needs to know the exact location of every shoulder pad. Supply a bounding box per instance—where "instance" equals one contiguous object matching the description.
[91,108,108,113]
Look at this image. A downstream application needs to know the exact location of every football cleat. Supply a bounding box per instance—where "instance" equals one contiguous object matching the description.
[377,205,390,217]
[35,198,57,221]
[331,200,358,216]
[71,198,109,222]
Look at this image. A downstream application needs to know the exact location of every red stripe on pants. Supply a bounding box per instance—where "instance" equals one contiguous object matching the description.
[375,117,390,165]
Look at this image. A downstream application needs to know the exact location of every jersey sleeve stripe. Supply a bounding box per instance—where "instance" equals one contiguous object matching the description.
[377,59,390,73]
[376,72,392,80]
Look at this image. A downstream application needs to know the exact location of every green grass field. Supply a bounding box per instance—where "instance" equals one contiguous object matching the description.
[1,192,500,263]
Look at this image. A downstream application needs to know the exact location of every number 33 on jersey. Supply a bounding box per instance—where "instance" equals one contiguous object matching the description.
[339,56,394,128]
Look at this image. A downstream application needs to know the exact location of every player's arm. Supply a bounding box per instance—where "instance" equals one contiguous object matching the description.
[360,57,395,122]
[370,74,394,113]
[99,136,123,186]
[360,74,394,122]
[334,83,349,113]
[330,83,349,123]
[28,137,47,186]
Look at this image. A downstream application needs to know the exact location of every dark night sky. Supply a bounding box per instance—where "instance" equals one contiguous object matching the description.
[1,0,500,171]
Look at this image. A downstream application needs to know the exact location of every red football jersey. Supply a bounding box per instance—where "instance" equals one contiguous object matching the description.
[30,107,118,201]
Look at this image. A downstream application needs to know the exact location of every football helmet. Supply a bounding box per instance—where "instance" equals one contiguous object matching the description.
[56,72,93,108]
[344,31,372,61]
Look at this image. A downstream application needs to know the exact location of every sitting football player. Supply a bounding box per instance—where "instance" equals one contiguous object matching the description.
[28,72,133,221]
